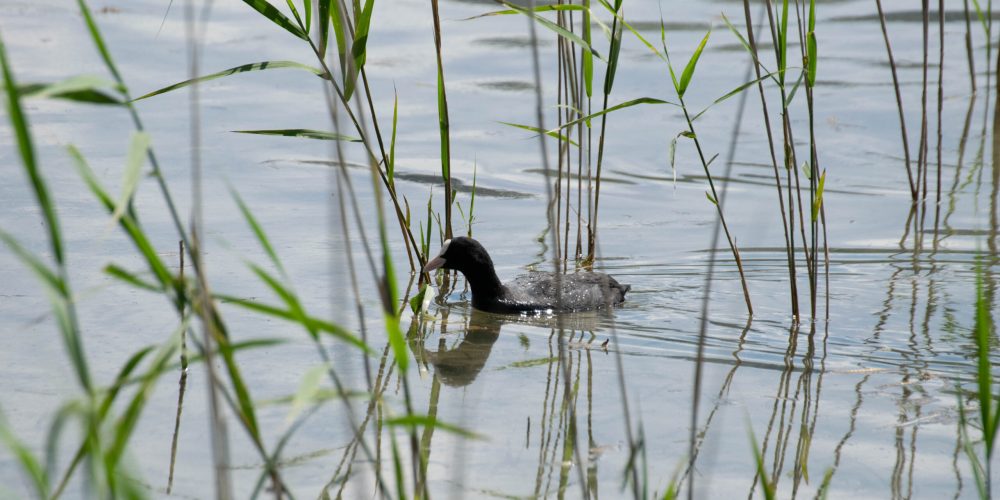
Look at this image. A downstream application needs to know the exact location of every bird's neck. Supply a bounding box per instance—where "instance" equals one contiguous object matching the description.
[464,267,505,304]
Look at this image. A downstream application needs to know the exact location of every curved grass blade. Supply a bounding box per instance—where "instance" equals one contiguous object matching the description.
[691,69,785,122]
[1,35,64,265]
[386,415,483,439]
[109,132,150,227]
[0,412,48,498]
[346,0,376,101]
[232,128,361,141]
[497,1,604,61]
[548,97,676,132]
[500,121,578,146]
[216,294,371,352]
[317,0,330,59]
[231,189,285,276]
[132,61,326,101]
[104,264,163,292]
[240,0,309,41]
[806,31,818,88]
[18,75,123,104]
[464,4,585,20]
[678,29,710,97]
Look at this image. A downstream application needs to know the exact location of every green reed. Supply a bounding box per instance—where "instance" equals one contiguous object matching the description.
[959,266,999,499]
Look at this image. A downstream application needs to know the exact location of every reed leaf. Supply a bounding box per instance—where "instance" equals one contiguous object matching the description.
[549,97,675,132]
[232,128,361,141]
[216,294,370,352]
[109,132,150,227]
[678,30,710,97]
[1,36,64,265]
[133,61,326,101]
[318,0,331,59]
[18,74,123,103]
[386,415,482,439]
[0,413,48,498]
[69,146,178,299]
[811,170,826,221]
[495,1,604,61]
[691,70,784,122]
[389,90,398,189]
[232,189,285,276]
[347,0,375,101]
[499,121,578,146]
[240,0,309,40]
[104,264,163,292]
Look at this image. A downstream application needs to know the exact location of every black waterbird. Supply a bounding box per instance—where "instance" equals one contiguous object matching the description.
[423,237,630,314]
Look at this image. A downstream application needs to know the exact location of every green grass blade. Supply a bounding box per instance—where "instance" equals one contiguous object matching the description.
[18,83,122,105]
[0,230,65,298]
[232,189,285,276]
[806,31,817,88]
[499,121,579,146]
[778,0,789,85]
[318,0,330,58]
[232,128,362,141]
[240,0,309,40]
[76,0,126,85]
[464,4,585,20]
[811,170,826,221]
[284,0,306,32]
[69,146,177,297]
[498,1,604,61]
[1,34,64,265]
[105,338,179,480]
[104,264,163,292]
[678,29,710,97]
[18,74,123,102]
[0,412,48,498]
[109,132,150,227]
[330,0,348,86]
[386,415,483,439]
[215,294,370,352]
[549,97,676,133]
[749,426,776,500]
[582,0,593,97]
[349,0,375,99]
[975,268,995,450]
[692,70,784,121]
[389,90,398,189]
[303,0,312,33]
[132,61,326,101]
[604,16,623,95]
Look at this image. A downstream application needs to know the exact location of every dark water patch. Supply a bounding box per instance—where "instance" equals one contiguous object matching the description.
[522,167,636,185]
[830,10,1000,24]
[268,158,534,198]
[472,36,551,49]
[474,80,535,93]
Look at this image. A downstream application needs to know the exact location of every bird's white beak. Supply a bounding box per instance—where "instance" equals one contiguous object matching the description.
[422,256,446,273]
[422,238,452,273]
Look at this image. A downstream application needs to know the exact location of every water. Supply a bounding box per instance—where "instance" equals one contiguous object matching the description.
[0,0,998,498]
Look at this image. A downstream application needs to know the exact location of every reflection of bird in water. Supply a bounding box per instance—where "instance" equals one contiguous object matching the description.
[415,308,612,388]
[424,315,501,387]
[424,237,630,314]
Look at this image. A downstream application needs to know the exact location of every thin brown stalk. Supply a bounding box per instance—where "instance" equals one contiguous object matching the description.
[875,0,918,201]
[936,0,944,210]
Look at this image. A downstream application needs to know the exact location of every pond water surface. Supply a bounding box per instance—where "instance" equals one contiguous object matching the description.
[1,0,999,498]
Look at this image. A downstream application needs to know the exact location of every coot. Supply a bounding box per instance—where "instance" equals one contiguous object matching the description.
[423,237,630,314]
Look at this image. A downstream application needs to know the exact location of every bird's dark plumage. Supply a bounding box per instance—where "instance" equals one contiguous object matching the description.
[423,237,630,314]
